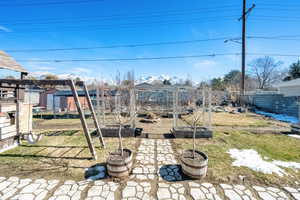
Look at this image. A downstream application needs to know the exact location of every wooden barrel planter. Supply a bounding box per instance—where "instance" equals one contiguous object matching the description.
[107,148,133,178]
[180,149,208,179]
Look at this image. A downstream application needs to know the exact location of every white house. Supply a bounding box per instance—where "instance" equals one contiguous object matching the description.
[275,78,300,97]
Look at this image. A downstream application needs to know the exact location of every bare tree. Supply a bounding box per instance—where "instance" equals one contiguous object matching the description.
[248,56,283,89]
[114,91,135,156]
[181,89,203,158]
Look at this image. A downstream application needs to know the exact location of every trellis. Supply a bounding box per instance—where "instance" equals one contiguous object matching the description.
[172,86,213,137]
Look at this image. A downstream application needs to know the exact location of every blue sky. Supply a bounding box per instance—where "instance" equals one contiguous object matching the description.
[0,0,300,82]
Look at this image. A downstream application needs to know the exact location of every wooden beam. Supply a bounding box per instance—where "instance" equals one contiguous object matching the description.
[69,80,97,160]
[82,83,105,148]
[0,79,84,86]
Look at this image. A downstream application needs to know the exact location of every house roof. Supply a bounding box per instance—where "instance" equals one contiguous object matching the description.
[0,51,28,73]
[274,78,300,88]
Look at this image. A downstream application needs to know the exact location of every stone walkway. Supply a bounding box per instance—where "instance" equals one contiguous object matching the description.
[0,139,300,200]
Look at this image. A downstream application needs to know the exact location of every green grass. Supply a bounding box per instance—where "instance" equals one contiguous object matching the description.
[173,131,300,186]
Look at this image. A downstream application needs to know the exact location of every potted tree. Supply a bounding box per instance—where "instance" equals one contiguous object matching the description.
[106,90,134,179]
[180,88,209,179]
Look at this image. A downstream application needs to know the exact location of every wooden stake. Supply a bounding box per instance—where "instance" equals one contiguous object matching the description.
[96,82,100,121]
[69,80,97,160]
[208,87,212,131]
[101,83,105,125]
[130,88,136,128]
[202,87,206,128]
[82,83,106,148]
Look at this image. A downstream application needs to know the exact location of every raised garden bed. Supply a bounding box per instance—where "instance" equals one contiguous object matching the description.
[291,124,300,135]
[172,126,213,138]
[100,125,136,137]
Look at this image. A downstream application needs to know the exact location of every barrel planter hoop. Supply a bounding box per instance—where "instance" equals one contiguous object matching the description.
[180,149,208,179]
[107,148,133,178]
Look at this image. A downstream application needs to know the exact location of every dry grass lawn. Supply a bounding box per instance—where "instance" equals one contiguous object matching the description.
[181,111,289,128]
[0,131,138,181]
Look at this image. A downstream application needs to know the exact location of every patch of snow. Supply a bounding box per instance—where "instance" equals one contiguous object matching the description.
[288,134,300,139]
[0,142,18,153]
[272,160,300,169]
[228,149,300,176]
[227,149,286,176]
[255,110,299,124]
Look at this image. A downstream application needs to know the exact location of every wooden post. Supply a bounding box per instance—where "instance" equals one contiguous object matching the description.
[101,83,105,125]
[69,80,97,160]
[82,83,105,148]
[15,85,21,144]
[130,88,136,128]
[96,83,100,121]
[208,87,212,131]
[175,88,179,128]
[173,88,178,128]
[202,87,206,128]
[52,94,56,119]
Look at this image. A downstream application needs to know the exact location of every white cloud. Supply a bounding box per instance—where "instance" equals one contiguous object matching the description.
[0,25,11,32]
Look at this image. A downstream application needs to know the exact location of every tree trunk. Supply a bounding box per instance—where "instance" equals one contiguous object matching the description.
[118,124,123,156]
[193,125,196,159]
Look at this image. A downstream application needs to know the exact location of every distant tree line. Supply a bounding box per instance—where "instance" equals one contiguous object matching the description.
[209,56,300,91]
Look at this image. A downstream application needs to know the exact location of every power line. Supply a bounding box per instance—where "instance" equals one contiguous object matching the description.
[248,36,300,41]
[14,53,300,63]
[16,53,237,62]
[247,53,300,57]
[0,16,238,34]
[0,0,104,7]
[0,6,240,26]
[250,18,300,22]
[4,37,233,52]
[4,35,300,53]
[249,34,300,39]
[258,3,300,8]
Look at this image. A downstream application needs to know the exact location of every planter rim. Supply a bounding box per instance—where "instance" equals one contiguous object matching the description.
[108,148,132,162]
[182,149,208,160]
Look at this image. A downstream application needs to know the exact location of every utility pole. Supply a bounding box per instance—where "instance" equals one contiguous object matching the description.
[239,1,255,98]
[241,0,246,97]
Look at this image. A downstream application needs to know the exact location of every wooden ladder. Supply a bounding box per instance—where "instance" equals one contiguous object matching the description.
[69,80,105,160]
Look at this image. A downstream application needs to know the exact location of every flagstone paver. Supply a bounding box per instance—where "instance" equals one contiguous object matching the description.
[253,186,290,200]
[86,180,118,200]
[0,177,31,200]
[221,184,257,200]
[11,178,59,200]
[132,139,157,181]
[1,139,300,200]
[189,182,222,200]
[284,187,300,200]
[122,181,154,200]
[157,182,185,200]
[48,180,88,200]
